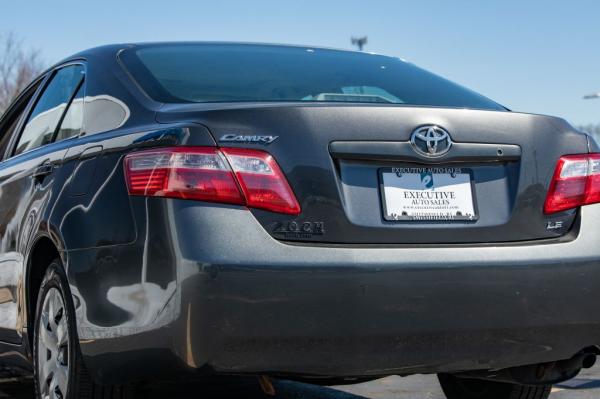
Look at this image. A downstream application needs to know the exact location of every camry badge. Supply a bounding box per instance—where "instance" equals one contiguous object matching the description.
[410,125,452,157]
[220,134,279,145]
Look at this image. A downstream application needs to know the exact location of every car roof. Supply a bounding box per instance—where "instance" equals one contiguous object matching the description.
[57,41,398,66]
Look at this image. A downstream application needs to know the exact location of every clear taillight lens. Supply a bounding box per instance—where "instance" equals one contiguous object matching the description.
[124,147,300,215]
[544,153,600,214]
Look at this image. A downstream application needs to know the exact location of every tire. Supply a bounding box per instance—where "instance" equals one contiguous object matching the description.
[438,373,552,399]
[33,259,130,399]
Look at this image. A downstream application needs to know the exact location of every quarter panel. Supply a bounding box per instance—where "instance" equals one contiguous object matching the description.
[68,196,180,337]
[56,149,136,249]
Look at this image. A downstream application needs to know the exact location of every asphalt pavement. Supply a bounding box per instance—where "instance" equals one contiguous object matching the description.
[2,365,599,398]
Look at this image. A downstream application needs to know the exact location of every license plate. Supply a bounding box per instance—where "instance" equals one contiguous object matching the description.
[379,167,477,221]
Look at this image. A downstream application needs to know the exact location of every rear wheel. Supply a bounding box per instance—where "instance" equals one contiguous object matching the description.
[438,373,552,399]
[33,259,129,399]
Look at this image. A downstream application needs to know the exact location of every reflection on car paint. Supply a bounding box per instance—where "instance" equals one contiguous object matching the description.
[84,95,131,135]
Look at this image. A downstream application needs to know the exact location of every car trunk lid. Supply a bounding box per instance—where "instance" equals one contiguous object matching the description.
[157,103,587,244]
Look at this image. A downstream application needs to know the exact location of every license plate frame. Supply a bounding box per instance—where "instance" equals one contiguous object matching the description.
[379,167,478,222]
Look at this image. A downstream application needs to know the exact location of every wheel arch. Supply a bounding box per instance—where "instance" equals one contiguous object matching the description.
[24,233,66,351]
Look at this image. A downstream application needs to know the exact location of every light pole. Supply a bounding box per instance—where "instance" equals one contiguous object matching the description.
[351,36,368,51]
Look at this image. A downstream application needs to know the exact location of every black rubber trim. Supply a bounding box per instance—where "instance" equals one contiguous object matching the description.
[329,141,522,164]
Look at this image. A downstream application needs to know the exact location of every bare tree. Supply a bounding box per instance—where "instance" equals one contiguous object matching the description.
[0,32,44,116]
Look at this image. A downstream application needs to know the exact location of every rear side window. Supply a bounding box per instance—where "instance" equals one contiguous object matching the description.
[14,64,84,156]
[55,83,84,142]
[121,44,504,111]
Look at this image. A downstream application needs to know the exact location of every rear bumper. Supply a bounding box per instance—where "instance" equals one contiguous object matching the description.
[68,201,600,384]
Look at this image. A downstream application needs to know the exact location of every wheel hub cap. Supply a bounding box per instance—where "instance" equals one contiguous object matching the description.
[38,287,70,399]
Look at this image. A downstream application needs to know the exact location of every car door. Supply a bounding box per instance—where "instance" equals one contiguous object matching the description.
[0,63,85,344]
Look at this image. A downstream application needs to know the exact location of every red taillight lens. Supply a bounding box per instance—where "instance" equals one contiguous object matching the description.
[544,153,600,214]
[124,147,301,215]
[124,147,244,204]
[221,148,301,215]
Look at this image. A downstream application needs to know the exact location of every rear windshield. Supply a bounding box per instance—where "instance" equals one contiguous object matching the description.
[120,44,504,110]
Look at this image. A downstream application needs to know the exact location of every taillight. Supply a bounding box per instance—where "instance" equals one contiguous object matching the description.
[124,146,301,215]
[544,153,600,214]
[220,148,301,215]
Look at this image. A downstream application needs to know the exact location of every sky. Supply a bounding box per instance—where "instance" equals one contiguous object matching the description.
[1,1,599,126]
